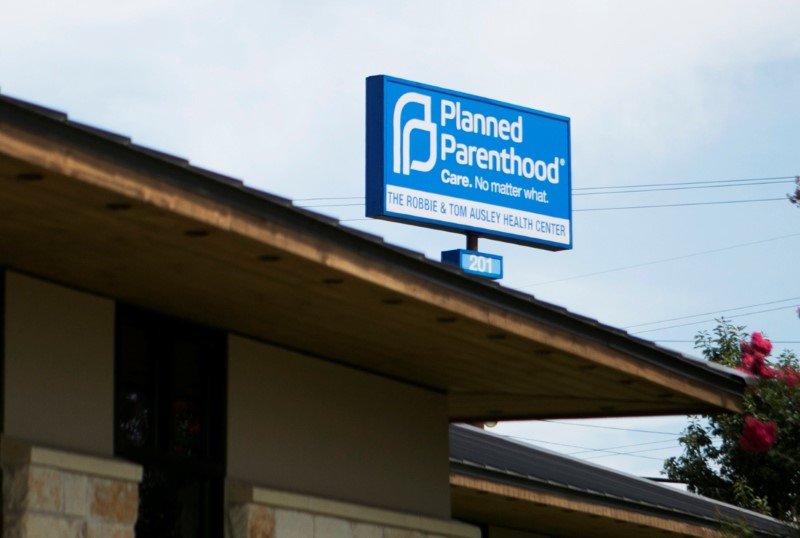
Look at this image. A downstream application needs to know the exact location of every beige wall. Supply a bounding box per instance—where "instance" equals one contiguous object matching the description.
[3,271,115,455]
[227,334,450,519]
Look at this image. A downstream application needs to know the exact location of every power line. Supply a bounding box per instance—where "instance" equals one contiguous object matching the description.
[292,175,798,203]
[537,420,679,436]
[296,202,364,208]
[294,196,364,202]
[568,438,680,456]
[625,297,800,329]
[583,445,682,461]
[632,304,798,334]
[573,175,795,191]
[574,179,792,196]
[300,197,788,211]
[516,232,800,289]
[500,434,669,461]
[293,176,797,203]
[574,197,785,212]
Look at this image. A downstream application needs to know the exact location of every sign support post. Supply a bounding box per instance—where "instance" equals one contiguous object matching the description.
[466,233,479,251]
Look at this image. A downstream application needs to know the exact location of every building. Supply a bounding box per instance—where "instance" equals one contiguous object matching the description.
[0,92,787,537]
[450,424,792,538]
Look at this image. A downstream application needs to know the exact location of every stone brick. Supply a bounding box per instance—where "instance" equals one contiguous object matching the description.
[19,512,84,538]
[63,473,89,517]
[228,504,250,538]
[384,529,423,538]
[228,503,275,538]
[314,515,353,538]
[352,523,383,538]
[27,466,64,512]
[3,515,23,538]
[248,505,275,538]
[89,478,138,525]
[274,508,313,538]
[3,465,29,513]
[86,522,134,538]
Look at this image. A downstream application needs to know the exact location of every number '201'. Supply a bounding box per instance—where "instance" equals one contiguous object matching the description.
[468,255,494,273]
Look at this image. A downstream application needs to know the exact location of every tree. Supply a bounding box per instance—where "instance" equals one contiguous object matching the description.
[663,320,800,523]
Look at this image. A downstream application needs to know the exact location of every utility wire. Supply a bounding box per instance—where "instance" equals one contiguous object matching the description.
[516,232,800,289]
[499,435,668,461]
[573,175,795,191]
[293,175,797,202]
[574,179,792,196]
[297,197,788,210]
[584,445,682,461]
[297,202,364,208]
[574,197,785,212]
[568,439,680,456]
[294,196,364,202]
[301,197,788,211]
[506,435,679,452]
[632,304,798,334]
[536,420,679,436]
[625,297,800,329]
[319,197,793,218]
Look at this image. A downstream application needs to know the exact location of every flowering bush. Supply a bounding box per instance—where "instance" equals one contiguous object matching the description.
[738,416,777,453]
[664,320,800,523]
[734,331,797,453]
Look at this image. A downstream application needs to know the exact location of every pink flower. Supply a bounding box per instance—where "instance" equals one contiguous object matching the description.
[740,352,774,378]
[754,360,776,379]
[741,352,756,372]
[776,367,800,389]
[739,417,778,453]
[739,334,776,378]
[750,332,772,356]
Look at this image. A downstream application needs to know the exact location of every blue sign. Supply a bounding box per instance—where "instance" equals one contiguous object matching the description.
[442,249,503,279]
[366,75,572,250]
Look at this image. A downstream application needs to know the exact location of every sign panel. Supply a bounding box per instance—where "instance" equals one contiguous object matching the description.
[366,75,572,250]
[442,249,503,280]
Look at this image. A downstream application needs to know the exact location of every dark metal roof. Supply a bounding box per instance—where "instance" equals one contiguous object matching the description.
[0,92,750,405]
[450,425,793,537]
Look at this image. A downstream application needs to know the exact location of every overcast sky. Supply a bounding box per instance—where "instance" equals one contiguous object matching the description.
[2,0,798,478]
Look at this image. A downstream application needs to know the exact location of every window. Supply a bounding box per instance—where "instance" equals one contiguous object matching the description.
[115,305,226,537]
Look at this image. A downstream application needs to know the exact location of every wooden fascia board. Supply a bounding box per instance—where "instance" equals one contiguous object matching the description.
[450,473,722,538]
[0,121,742,413]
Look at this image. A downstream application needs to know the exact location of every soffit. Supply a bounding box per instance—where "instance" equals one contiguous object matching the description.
[0,98,745,420]
[450,480,720,538]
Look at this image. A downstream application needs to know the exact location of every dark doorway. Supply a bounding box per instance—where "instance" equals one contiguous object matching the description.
[115,305,226,537]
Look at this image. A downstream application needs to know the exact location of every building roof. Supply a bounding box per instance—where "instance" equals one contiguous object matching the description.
[0,92,749,420]
[450,424,794,538]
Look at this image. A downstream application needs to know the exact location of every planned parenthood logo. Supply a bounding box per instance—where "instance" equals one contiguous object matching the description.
[367,75,572,250]
[393,92,437,175]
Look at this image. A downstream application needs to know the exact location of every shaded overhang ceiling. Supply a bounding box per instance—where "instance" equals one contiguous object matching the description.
[450,468,789,538]
[0,95,745,420]
[450,476,724,538]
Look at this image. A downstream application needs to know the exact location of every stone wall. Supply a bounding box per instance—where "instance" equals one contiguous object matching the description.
[1,438,142,538]
[226,482,479,538]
